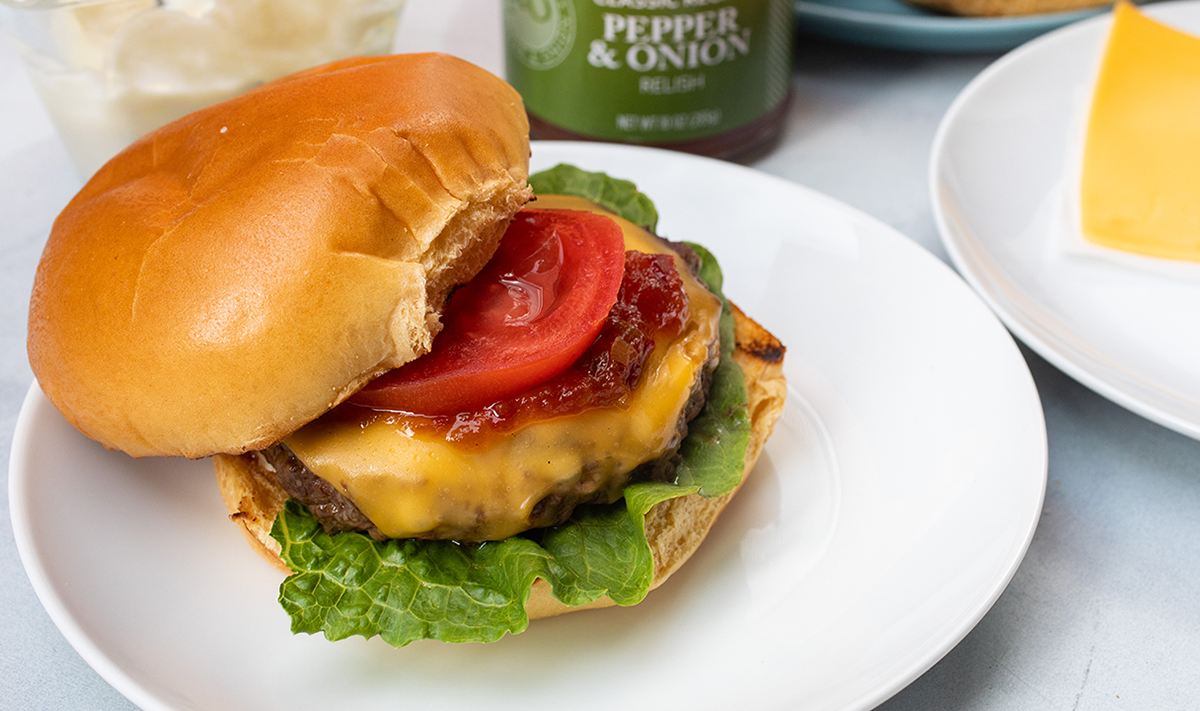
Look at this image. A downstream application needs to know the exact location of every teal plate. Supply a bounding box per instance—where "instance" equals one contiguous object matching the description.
[795,0,1106,52]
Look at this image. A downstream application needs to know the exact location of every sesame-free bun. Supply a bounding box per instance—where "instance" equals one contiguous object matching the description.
[28,53,532,459]
[213,304,788,617]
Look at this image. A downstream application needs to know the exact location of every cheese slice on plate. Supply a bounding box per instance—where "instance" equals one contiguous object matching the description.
[1081,2,1200,261]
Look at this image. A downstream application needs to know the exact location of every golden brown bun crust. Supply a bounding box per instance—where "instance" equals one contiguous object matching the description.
[905,0,1111,16]
[29,53,531,459]
[213,304,787,618]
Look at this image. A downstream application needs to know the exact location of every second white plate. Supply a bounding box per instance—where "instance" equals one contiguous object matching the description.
[932,1,1200,439]
[12,142,1047,711]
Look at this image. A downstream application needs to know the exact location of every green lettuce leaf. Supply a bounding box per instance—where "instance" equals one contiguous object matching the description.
[272,167,752,646]
[273,483,698,647]
[539,482,698,607]
[672,243,751,497]
[528,163,658,231]
[275,500,546,645]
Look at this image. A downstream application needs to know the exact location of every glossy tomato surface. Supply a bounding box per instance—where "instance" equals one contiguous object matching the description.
[351,209,626,415]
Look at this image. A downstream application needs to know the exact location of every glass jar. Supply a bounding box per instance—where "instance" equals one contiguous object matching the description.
[0,0,406,178]
[503,0,793,162]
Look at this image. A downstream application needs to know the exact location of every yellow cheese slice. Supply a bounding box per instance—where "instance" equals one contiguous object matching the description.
[1080,2,1200,261]
[284,196,723,541]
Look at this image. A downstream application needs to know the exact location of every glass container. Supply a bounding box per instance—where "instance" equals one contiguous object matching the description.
[1,0,406,178]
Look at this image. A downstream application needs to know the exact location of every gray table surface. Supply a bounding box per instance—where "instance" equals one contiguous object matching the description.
[3,1,1198,709]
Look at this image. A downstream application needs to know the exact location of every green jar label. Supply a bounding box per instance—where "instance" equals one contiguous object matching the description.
[504,0,792,143]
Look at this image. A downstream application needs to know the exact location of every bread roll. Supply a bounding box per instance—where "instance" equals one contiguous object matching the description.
[28,53,531,459]
[214,304,788,617]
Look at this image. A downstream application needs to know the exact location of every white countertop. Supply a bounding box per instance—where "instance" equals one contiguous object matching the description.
[2,1,1198,709]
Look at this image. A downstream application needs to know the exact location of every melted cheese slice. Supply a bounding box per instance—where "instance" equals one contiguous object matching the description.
[1080,2,1200,260]
[284,196,722,541]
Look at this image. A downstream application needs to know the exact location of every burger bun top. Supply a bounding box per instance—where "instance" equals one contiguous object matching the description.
[27,53,532,458]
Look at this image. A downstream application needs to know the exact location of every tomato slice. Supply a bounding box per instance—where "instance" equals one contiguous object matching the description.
[350,209,626,416]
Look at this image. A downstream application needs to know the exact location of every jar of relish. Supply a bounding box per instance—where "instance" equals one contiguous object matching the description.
[503,0,793,162]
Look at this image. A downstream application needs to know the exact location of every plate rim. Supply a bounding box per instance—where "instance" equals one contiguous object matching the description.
[9,386,174,711]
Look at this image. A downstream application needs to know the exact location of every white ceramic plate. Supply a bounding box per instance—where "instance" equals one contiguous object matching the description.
[932,1,1200,440]
[11,142,1046,711]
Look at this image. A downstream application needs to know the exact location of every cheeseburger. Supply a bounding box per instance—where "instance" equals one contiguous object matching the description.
[27,53,786,646]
